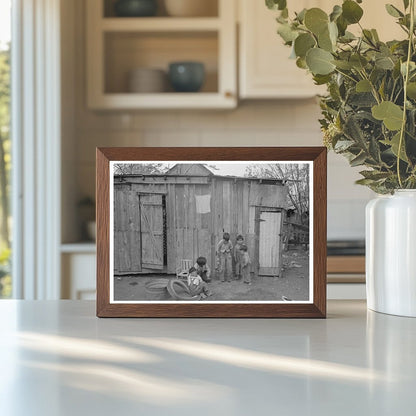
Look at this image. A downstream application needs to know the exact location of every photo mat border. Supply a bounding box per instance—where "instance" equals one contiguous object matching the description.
[109,160,314,305]
[97,147,327,318]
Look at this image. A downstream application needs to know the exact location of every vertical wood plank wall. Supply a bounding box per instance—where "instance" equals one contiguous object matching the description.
[113,176,288,275]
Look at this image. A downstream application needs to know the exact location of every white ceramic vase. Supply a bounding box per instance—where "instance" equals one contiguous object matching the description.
[366,190,416,317]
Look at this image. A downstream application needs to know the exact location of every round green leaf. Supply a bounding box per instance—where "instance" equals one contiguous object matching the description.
[266,0,287,11]
[318,28,333,52]
[336,15,348,36]
[277,23,298,43]
[371,29,380,42]
[328,21,338,43]
[296,57,308,69]
[296,8,307,23]
[313,74,332,85]
[306,48,335,75]
[330,5,342,22]
[371,101,404,131]
[304,8,329,35]
[356,79,372,92]
[375,56,395,70]
[350,54,368,70]
[318,21,338,52]
[389,132,408,162]
[333,60,353,70]
[407,82,416,99]
[342,0,364,24]
[339,31,356,42]
[385,4,403,18]
[294,33,316,58]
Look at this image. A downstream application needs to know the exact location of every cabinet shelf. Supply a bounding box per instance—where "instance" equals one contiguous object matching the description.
[87,0,236,109]
[89,92,235,110]
[61,242,96,254]
[101,17,221,32]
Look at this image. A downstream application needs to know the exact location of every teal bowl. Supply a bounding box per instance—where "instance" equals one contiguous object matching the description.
[168,62,205,93]
[114,0,158,17]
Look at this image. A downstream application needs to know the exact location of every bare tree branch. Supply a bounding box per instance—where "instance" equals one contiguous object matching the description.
[245,163,310,224]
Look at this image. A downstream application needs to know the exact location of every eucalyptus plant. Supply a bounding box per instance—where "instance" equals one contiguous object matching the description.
[267,0,416,193]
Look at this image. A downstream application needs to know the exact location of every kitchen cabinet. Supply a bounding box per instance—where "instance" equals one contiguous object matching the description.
[238,0,404,99]
[61,244,96,300]
[59,247,365,300]
[239,0,325,99]
[86,0,404,108]
[86,0,237,109]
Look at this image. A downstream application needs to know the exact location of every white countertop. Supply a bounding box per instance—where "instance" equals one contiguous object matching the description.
[0,300,415,415]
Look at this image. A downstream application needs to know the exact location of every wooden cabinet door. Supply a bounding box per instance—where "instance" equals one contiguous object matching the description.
[140,194,164,270]
[239,0,326,99]
[239,0,405,99]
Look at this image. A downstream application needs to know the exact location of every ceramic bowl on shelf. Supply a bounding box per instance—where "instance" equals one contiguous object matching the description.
[164,0,218,17]
[128,68,167,93]
[114,0,158,17]
[168,62,205,92]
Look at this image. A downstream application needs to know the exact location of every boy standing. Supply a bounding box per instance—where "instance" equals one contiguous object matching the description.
[240,244,252,285]
[216,232,233,282]
[194,256,211,283]
[233,235,245,280]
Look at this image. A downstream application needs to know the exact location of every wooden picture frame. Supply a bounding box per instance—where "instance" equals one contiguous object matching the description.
[96,147,327,318]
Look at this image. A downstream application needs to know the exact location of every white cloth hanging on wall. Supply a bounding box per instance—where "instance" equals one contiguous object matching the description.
[195,194,211,214]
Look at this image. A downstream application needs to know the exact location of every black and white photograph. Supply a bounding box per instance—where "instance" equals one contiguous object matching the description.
[110,161,312,303]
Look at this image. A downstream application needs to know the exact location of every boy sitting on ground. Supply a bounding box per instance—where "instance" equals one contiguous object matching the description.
[187,267,212,299]
[194,256,211,282]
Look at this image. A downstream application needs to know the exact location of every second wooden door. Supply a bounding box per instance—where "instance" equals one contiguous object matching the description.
[258,210,282,276]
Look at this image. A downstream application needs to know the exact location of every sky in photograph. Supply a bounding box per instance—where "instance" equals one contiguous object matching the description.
[118,162,308,178]
[0,0,11,49]
[206,163,257,176]
[123,162,254,176]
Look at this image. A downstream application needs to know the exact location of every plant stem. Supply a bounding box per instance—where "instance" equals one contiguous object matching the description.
[397,0,415,188]
[334,68,358,84]
[358,69,381,104]
[390,79,398,101]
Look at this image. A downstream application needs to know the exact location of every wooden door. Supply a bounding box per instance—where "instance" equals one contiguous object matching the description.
[259,211,282,276]
[114,189,141,274]
[140,194,164,270]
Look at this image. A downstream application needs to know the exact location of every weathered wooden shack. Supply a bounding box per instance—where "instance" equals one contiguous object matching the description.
[113,164,288,277]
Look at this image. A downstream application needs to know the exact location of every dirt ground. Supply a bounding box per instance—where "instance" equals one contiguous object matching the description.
[114,248,310,302]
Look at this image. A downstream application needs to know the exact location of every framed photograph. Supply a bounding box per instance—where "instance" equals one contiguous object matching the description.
[96,147,326,318]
